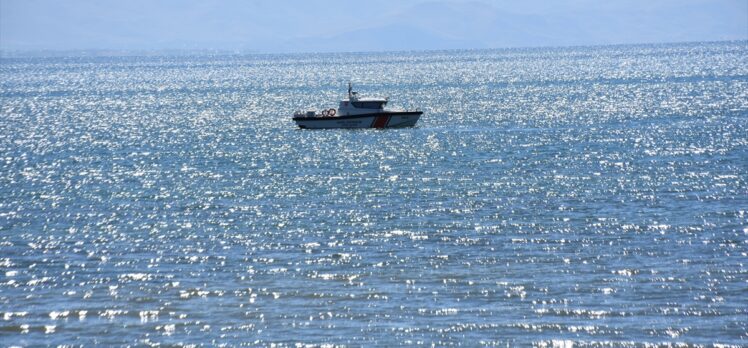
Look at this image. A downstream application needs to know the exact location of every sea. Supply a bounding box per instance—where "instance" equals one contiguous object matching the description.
[1,41,746,346]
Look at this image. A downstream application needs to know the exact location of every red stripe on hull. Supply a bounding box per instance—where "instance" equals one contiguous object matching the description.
[371,115,391,128]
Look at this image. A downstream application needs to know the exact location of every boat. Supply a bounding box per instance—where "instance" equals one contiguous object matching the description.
[293,83,422,129]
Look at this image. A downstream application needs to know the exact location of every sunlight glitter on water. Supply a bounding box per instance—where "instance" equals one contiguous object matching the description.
[1,42,747,346]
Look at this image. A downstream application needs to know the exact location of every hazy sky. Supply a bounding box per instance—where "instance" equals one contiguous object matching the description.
[1,0,746,52]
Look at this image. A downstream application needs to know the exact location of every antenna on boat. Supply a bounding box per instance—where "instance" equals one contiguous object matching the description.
[348,82,352,99]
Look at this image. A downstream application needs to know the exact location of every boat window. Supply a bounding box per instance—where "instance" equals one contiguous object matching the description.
[352,101,384,109]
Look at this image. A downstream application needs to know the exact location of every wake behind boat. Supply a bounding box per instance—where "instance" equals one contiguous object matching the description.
[293,84,422,129]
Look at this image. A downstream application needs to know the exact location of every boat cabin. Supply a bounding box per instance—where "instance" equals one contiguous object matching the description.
[337,83,388,116]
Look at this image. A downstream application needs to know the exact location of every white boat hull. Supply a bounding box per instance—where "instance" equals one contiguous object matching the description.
[293,111,422,129]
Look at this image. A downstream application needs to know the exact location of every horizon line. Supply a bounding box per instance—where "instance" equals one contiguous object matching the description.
[1,39,746,59]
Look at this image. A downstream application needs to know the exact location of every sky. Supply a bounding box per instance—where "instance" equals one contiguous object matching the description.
[1,0,746,53]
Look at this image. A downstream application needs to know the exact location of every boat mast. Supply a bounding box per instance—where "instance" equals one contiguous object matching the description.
[348,82,352,99]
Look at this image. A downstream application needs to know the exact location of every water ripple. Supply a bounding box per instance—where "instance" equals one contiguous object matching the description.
[1,42,747,346]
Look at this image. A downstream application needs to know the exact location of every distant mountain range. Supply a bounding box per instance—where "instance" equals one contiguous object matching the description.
[1,0,746,53]
[279,0,748,52]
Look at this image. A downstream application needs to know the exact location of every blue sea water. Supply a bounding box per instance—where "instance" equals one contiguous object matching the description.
[1,42,747,346]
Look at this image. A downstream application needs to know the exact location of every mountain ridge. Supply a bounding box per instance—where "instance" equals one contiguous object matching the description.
[1,0,746,53]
